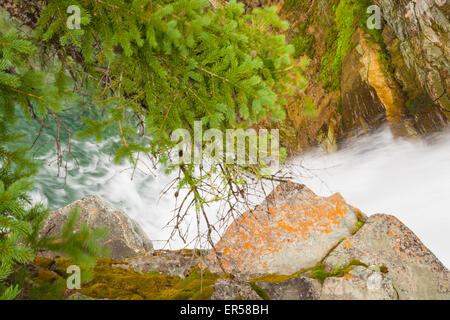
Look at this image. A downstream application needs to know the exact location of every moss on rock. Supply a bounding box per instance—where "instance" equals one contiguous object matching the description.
[24,256,220,300]
[309,259,368,282]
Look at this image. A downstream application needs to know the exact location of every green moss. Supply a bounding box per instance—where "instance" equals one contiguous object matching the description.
[308,259,368,282]
[248,274,294,284]
[291,20,315,58]
[302,95,318,118]
[77,259,220,300]
[37,269,60,283]
[143,270,161,275]
[319,0,384,91]
[405,94,436,115]
[160,268,219,300]
[379,266,388,274]
[248,282,271,300]
[78,258,180,300]
[308,262,331,282]
[356,220,365,231]
[12,266,67,300]
[28,278,68,300]
[336,96,343,115]
[33,256,54,269]
[25,257,219,300]
[292,33,315,57]
[354,210,366,233]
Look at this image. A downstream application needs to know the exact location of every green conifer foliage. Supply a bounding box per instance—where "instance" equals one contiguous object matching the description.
[0,1,306,298]
[0,120,108,299]
[35,0,301,167]
[0,30,108,299]
[31,1,304,232]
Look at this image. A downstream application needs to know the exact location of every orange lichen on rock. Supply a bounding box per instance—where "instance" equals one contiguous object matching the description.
[342,240,353,249]
[209,181,362,275]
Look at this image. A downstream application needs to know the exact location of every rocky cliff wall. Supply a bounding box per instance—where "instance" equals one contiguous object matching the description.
[236,0,449,153]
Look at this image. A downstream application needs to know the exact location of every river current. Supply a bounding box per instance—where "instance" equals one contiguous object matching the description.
[19,108,449,266]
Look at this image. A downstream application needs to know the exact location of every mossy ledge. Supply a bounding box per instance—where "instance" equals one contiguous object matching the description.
[27,257,219,300]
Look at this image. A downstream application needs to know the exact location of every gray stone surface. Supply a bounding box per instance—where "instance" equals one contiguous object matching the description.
[323,214,450,300]
[320,266,397,300]
[255,276,322,300]
[374,0,450,115]
[42,195,153,260]
[211,278,262,300]
[124,249,207,278]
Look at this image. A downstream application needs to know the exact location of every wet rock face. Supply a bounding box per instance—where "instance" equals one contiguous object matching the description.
[374,0,450,120]
[323,214,450,300]
[340,31,388,136]
[209,181,365,275]
[246,0,448,149]
[41,196,153,260]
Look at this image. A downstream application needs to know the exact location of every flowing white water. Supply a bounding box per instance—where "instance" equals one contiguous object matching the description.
[289,126,450,267]
[31,125,450,267]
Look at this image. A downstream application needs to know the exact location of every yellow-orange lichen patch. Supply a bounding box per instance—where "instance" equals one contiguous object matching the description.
[211,186,361,274]
[342,240,353,249]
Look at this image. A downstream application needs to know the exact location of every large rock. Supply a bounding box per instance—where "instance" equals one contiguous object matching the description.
[41,195,153,260]
[323,214,450,300]
[320,266,397,300]
[208,181,365,275]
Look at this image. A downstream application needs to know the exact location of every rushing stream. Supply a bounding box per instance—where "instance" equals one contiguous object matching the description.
[20,107,449,267]
[290,127,450,267]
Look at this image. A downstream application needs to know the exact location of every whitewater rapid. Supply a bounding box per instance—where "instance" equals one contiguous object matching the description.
[31,126,450,267]
[289,126,450,267]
